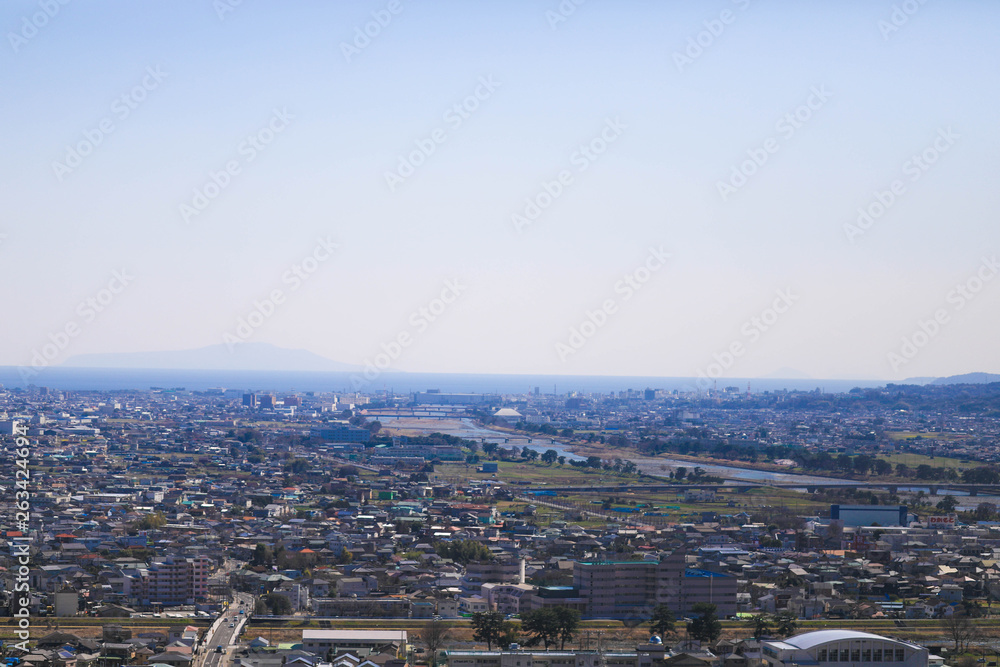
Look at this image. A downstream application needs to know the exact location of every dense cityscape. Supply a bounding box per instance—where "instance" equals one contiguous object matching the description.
[4,4,998,667]
[3,381,1000,667]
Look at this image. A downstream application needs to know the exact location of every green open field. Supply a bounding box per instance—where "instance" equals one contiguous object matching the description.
[434,458,841,526]
[877,452,977,470]
[549,486,827,522]
[464,479,829,527]
[886,431,971,442]
[433,460,654,487]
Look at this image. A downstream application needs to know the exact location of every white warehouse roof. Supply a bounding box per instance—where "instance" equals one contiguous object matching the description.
[779,630,912,650]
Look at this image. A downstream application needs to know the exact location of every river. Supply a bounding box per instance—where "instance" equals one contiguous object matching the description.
[376,416,586,460]
[384,417,995,508]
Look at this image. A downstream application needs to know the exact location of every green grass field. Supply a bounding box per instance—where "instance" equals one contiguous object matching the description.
[886,431,971,442]
[433,460,651,487]
[484,470,829,525]
[878,452,976,470]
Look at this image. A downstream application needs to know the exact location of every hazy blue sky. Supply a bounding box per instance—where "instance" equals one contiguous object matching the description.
[2,0,998,382]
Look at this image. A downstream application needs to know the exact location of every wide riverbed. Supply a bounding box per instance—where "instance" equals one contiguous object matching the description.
[383,416,851,485]
[382,417,1000,509]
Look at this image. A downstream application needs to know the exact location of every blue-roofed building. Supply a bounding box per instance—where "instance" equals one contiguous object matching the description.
[830,505,908,527]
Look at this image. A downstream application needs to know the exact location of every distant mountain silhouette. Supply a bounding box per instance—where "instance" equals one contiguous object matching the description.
[62,342,361,372]
[899,376,938,385]
[929,372,1000,385]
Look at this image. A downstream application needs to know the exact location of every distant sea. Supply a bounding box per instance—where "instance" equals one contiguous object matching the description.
[0,366,886,395]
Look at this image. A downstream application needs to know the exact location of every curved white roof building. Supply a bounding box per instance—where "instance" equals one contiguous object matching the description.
[763,630,928,667]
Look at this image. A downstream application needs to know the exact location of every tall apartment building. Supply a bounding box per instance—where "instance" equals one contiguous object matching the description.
[573,551,736,618]
[0,419,24,435]
[480,582,536,615]
[310,424,371,443]
[141,556,211,605]
[464,560,523,588]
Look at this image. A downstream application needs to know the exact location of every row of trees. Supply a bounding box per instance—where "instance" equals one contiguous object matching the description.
[744,612,797,640]
[795,455,1000,484]
[564,455,638,474]
[521,607,581,649]
[434,539,494,565]
[513,421,569,437]
[960,501,1000,522]
[796,452,894,476]
[646,603,723,642]
[450,603,728,655]
[467,608,582,651]
[628,429,1000,485]
[467,609,577,650]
